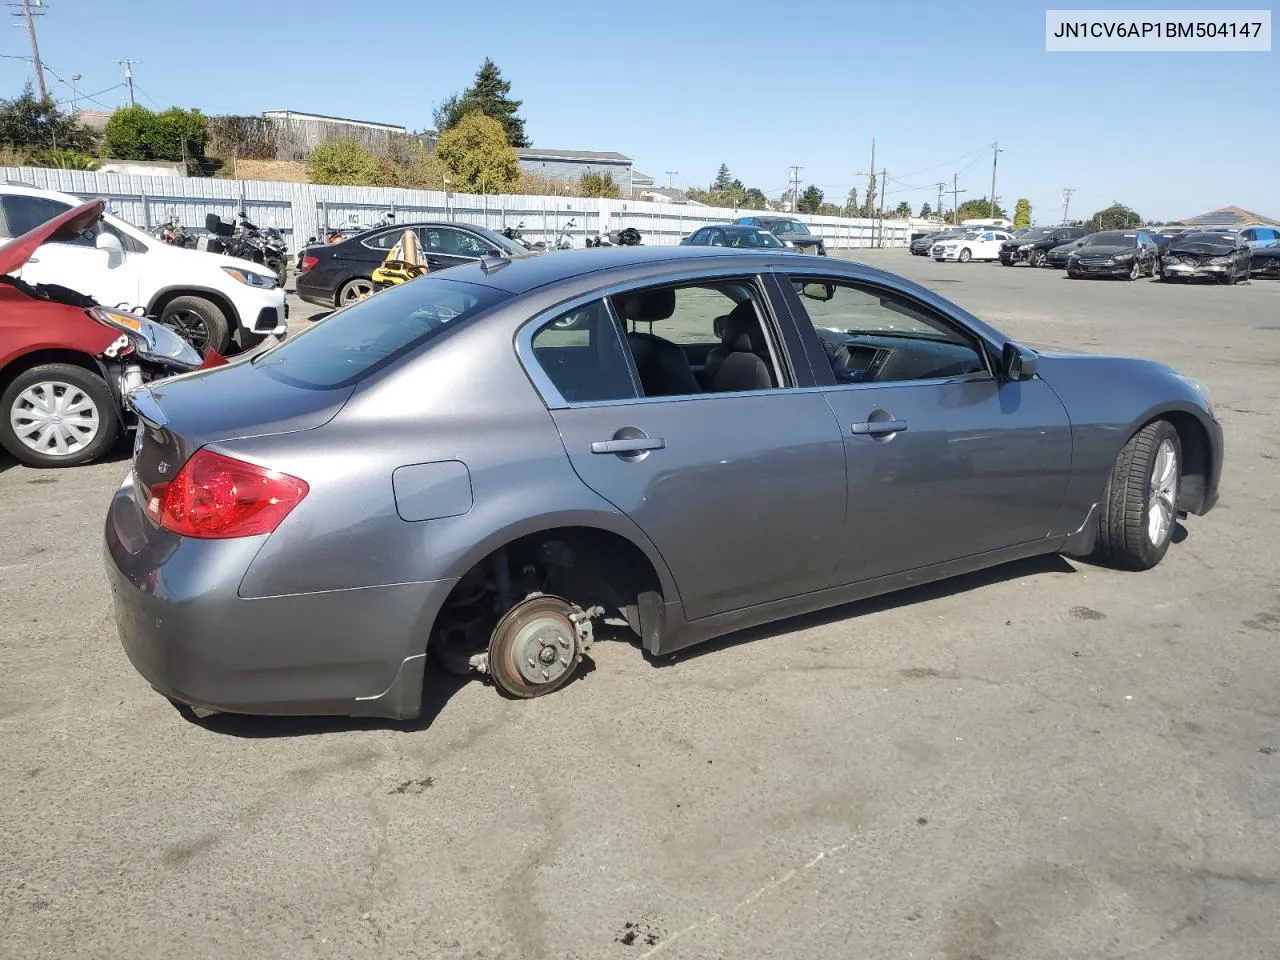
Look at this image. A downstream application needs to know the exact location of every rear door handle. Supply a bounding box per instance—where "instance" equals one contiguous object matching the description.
[591,437,666,454]
[851,419,908,436]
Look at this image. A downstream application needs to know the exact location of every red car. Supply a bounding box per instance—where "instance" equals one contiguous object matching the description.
[1,199,222,468]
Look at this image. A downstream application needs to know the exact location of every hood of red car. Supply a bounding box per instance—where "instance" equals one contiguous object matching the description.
[0,197,104,275]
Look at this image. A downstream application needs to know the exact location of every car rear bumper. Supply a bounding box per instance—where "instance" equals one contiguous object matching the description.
[294,270,341,307]
[103,472,455,720]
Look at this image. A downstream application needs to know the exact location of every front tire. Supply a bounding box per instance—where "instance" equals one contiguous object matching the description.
[161,295,231,355]
[337,277,373,307]
[0,363,119,467]
[1128,260,1141,281]
[1092,419,1181,571]
[959,248,972,263]
[1030,248,1047,267]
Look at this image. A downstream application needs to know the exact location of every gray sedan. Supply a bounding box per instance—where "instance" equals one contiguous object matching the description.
[104,246,1222,720]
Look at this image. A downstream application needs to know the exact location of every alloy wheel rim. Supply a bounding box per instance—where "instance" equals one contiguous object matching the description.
[165,310,210,352]
[10,380,101,456]
[342,280,373,304]
[1147,438,1178,546]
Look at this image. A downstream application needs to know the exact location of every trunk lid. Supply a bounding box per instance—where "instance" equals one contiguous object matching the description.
[128,358,353,507]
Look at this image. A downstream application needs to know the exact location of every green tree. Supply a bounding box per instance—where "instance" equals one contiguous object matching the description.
[843,188,859,217]
[817,202,842,216]
[894,201,912,218]
[1013,198,1032,228]
[796,185,824,214]
[433,58,530,147]
[862,173,877,216]
[0,83,97,152]
[579,171,620,198]
[435,112,521,193]
[306,138,383,186]
[919,201,932,218]
[1090,201,1142,229]
[103,105,208,166]
[712,163,733,191]
[954,197,1008,221]
[742,187,768,210]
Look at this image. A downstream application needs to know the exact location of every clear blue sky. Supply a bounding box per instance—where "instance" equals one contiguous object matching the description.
[2,0,1276,222]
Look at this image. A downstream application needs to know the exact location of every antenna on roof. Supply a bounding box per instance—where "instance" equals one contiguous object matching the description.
[479,253,510,274]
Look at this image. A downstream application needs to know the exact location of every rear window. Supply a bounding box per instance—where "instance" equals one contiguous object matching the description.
[252,276,508,389]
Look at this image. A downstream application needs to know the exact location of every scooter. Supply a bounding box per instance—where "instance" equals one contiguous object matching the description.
[150,213,197,249]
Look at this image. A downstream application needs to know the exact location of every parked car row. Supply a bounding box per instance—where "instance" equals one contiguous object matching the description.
[912,218,1277,284]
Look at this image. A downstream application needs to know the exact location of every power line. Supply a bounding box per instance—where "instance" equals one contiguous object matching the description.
[9,0,48,100]
[894,143,993,181]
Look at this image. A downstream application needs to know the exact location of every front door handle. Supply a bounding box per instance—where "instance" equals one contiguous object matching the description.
[591,437,666,455]
[851,419,908,436]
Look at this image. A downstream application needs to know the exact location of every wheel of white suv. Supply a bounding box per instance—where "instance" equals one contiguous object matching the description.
[0,363,120,467]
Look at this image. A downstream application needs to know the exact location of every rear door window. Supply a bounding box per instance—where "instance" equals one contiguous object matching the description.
[252,276,508,389]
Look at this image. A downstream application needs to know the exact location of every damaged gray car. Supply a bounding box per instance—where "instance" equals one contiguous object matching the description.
[104,246,1222,722]
[1160,231,1253,284]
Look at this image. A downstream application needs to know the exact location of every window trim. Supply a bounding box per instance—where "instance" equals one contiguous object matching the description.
[772,271,998,390]
[514,266,814,410]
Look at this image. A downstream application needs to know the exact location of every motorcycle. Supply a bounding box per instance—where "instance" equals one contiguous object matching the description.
[150,212,197,249]
[586,226,643,248]
[532,218,576,251]
[203,212,289,288]
[502,220,537,251]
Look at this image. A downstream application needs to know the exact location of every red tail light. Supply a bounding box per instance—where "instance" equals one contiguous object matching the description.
[147,448,309,539]
[300,255,318,273]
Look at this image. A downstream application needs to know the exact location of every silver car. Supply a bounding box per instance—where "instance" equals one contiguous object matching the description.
[104,247,1222,720]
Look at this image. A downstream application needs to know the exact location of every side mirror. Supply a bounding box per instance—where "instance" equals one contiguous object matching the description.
[1001,342,1037,382]
[800,281,835,301]
[96,230,124,264]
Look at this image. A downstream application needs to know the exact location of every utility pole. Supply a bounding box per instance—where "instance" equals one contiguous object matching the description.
[989,141,1002,218]
[866,137,876,217]
[947,173,967,225]
[69,72,80,112]
[936,182,945,221]
[1062,187,1075,224]
[665,171,677,190]
[10,0,48,100]
[118,58,138,107]
[788,165,802,212]
[876,167,887,246]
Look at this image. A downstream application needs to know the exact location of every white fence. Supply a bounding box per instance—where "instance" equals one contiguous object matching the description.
[1,166,916,251]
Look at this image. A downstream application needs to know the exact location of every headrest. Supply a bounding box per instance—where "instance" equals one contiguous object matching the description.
[618,288,676,323]
[720,301,764,352]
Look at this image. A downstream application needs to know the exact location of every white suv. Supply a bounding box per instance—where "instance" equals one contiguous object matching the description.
[0,183,287,354]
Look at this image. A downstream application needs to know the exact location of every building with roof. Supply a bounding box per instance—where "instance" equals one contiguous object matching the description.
[1170,205,1279,229]
[515,148,634,197]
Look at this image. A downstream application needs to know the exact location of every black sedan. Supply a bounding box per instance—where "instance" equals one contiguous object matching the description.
[1066,231,1161,280]
[1250,238,1280,279]
[1001,226,1093,266]
[1045,233,1094,268]
[679,224,794,251]
[732,216,827,255]
[295,221,533,308]
[1160,231,1252,284]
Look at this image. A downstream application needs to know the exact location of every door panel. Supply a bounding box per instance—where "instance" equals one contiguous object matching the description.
[20,241,140,308]
[822,378,1072,584]
[551,393,847,620]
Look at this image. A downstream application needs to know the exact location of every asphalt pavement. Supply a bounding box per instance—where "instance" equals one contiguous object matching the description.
[2,249,1278,960]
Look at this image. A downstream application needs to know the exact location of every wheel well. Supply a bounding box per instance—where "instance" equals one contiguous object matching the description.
[0,349,103,394]
[335,276,372,307]
[1162,411,1211,513]
[431,526,665,659]
[148,288,239,329]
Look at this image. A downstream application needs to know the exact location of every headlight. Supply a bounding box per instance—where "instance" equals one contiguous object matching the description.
[1114,252,1134,261]
[221,265,278,289]
[1018,243,1033,250]
[89,307,202,371]
[1207,256,1232,265]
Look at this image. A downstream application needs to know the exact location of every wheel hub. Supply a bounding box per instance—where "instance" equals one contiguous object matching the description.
[513,616,576,685]
[1147,438,1178,546]
[10,380,100,456]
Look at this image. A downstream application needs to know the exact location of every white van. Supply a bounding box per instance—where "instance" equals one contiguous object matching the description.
[0,183,287,354]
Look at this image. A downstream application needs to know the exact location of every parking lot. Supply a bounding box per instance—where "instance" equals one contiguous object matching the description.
[3,248,1279,960]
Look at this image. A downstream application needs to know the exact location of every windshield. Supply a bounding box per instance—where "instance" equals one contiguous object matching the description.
[1176,232,1236,245]
[764,219,810,235]
[1084,231,1136,246]
[251,276,509,389]
[727,229,784,248]
[1023,228,1057,240]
